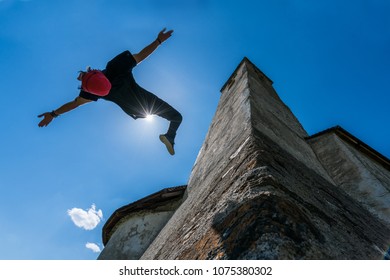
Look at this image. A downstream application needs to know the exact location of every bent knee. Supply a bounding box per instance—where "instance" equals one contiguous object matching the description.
[169,109,182,123]
[175,112,183,123]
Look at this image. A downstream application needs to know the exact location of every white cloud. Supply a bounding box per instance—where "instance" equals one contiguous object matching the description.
[85,242,101,253]
[67,204,103,230]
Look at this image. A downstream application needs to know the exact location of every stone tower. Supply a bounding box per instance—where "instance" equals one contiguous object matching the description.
[99,58,390,260]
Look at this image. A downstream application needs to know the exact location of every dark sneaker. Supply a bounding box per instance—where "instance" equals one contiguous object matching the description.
[159,134,175,155]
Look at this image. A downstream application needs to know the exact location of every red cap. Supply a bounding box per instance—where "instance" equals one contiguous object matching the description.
[81,70,111,96]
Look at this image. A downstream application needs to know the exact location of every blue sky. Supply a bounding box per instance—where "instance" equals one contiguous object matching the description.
[0,0,389,260]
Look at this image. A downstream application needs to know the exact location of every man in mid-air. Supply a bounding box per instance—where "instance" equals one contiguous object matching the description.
[38,28,182,155]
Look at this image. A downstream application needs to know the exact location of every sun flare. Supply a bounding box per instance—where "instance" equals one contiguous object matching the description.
[145,114,154,121]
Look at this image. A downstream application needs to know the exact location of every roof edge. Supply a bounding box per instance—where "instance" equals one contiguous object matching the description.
[306,126,390,171]
[102,185,187,245]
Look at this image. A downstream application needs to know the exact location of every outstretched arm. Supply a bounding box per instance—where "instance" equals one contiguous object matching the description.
[133,28,173,64]
[38,96,92,127]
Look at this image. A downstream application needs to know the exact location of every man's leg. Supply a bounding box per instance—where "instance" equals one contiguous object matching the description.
[137,87,182,155]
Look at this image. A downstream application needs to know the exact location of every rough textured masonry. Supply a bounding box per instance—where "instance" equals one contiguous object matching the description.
[99,58,390,260]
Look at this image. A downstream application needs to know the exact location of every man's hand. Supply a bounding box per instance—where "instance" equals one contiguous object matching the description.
[157,28,173,44]
[37,97,91,128]
[37,112,54,127]
[133,28,174,64]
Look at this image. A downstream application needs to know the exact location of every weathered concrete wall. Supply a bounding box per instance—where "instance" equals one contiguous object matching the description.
[98,187,185,260]
[186,59,253,195]
[98,210,175,260]
[140,58,389,260]
[308,132,390,226]
[246,60,334,183]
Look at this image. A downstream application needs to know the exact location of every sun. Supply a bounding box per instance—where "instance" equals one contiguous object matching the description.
[145,114,154,121]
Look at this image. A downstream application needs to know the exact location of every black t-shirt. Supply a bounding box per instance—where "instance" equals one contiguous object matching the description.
[79,50,145,118]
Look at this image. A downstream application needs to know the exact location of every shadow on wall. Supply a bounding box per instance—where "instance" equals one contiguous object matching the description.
[210,195,325,260]
[178,194,327,260]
